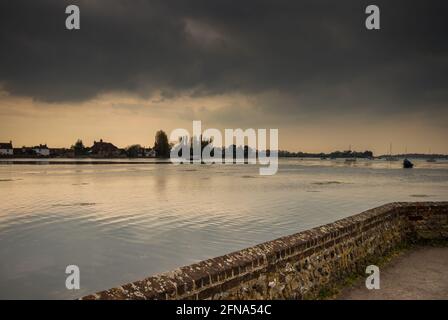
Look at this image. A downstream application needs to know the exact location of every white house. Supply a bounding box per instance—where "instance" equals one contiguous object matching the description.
[32,144,50,157]
[0,141,13,156]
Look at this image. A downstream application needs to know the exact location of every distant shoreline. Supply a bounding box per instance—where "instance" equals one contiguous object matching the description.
[1,157,447,165]
[0,159,171,165]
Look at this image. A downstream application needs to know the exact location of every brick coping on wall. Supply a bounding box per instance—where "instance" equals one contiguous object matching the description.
[81,202,448,300]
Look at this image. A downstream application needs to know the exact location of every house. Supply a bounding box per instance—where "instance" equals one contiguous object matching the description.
[32,144,50,157]
[14,146,36,157]
[13,147,32,157]
[0,141,13,156]
[91,139,120,157]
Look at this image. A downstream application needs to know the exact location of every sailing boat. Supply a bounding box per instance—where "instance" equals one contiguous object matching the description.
[345,145,357,163]
[403,145,414,168]
[385,143,399,161]
[427,148,436,162]
[403,158,414,168]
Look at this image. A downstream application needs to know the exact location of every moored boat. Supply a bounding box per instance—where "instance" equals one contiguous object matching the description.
[403,158,414,168]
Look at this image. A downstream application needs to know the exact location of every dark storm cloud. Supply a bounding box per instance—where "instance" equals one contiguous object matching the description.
[0,0,447,116]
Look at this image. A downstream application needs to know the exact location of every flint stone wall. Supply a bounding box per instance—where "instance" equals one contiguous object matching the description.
[82,202,448,300]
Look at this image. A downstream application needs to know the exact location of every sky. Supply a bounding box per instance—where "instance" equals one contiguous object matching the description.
[0,0,447,154]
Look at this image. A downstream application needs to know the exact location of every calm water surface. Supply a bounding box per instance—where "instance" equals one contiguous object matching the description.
[1,158,447,299]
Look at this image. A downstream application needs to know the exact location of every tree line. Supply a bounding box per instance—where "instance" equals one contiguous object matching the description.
[71,130,171,158]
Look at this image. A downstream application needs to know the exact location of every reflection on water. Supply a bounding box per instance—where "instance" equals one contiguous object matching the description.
[0,158,447,299]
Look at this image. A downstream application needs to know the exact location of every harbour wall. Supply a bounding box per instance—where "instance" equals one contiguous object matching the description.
[82,202,448,300]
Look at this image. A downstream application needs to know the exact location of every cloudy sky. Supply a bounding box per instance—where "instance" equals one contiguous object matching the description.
[0,0,447,153]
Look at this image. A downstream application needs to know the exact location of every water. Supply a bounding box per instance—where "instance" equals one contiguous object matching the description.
[1,158,447,299]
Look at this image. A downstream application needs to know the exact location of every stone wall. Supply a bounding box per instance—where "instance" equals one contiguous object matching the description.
[82,202,448,300]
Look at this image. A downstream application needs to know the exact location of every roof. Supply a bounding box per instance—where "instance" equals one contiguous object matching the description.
[0,142,13,149]
[91,140,118,153]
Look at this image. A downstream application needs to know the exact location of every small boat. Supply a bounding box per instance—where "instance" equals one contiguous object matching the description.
[386,143,399,161]
[403,158,414,168]
[345,145,356,163]
[427,148,436,162]
[386,156,399,161]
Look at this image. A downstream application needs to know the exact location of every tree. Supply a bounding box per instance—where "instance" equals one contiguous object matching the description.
[126,144,142,158]
[72,139,86,157]
[154,130,170,158]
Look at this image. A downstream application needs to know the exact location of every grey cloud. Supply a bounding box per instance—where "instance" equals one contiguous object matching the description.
[0,0,447,119]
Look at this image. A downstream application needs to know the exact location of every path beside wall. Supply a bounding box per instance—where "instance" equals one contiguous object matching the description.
[338,246,448,300]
